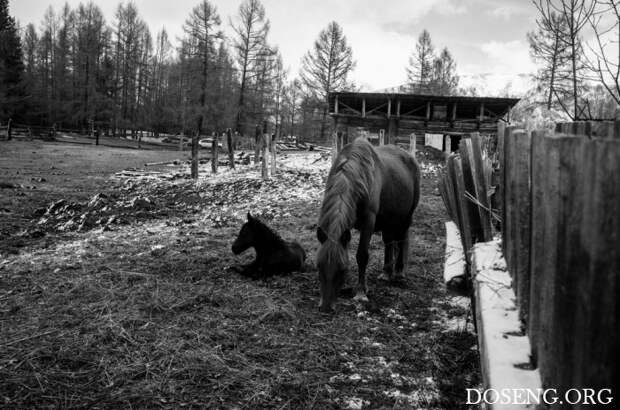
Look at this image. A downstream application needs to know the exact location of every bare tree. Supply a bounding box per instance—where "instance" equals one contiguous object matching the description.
[300,21,355,141]
[588,0,620,106]
[231,0,270,135]
[182,0,222,178]
[534,0,595,119]
[528,11,572,109]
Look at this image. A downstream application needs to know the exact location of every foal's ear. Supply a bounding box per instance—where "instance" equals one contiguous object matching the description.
[340,230,351,246]
[317,227,327,244]
[247,212,253,221]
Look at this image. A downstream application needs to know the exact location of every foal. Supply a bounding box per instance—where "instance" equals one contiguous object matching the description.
[231,212,306,279]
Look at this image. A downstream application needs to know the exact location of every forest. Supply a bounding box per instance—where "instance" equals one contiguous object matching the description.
[0,0,462,142]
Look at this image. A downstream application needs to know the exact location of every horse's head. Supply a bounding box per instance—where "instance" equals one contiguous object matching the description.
[316,226,351,313]
[232,212,257,254]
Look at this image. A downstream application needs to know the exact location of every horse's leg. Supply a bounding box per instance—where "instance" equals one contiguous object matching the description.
[378,233,396,281]
[354,217,375,302]
[393,230,410,280]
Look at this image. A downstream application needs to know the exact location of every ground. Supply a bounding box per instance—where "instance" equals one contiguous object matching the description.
[0,137,479,409]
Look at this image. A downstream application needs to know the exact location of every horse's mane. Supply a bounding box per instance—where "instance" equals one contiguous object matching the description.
[251,216,286,246]
[319,138,378,240]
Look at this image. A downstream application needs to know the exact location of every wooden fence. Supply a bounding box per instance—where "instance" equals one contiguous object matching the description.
[440,121,619,402]
[438,132,495,264]
[500,122,619,400]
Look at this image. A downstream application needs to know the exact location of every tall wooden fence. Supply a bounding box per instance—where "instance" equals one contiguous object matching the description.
[500,121,619,404]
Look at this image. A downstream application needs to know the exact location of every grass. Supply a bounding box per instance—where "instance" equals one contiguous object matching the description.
[0,139,479,409]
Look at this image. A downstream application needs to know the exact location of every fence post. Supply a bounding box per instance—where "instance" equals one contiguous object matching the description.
[7,118,12,141]
[227,128,234,169]
[261,133,269,179]
[179,134,184,151]
[332,131,339,164]
[211,133,218,174]
[379,129,385,145]
[409,133,416,156]
[191,132,199,179]
[270,133,276,176]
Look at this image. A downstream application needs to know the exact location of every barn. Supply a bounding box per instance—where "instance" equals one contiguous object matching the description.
[328,91,520,151]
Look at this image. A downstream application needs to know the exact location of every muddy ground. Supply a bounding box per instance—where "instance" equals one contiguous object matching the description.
[0,138,479,409]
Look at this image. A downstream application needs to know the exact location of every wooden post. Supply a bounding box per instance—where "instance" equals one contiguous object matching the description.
[191,132,199,179]
[179,134,184,151]
[6,119,11,141]
[211,133,218,174]
[409,133,416,156]
[379,129,385,145]
[396,99,401,117]
[261,133,269,179]
[387,118,397,146]
[270,133,276,176]
[387,98,391,118]
[332,131,339,164]
[254,124,262,164]
[425,102,431,124]
[227,128,234,169]
[362,98,366,118]
[334,94,339,115]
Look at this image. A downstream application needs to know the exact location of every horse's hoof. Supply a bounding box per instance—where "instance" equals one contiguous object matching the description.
[353,292,369,303]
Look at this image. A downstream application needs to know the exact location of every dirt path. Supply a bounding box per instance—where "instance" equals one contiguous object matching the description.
[0,142,479,409]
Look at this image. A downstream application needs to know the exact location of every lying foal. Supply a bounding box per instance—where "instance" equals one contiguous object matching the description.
[231,212,306,279]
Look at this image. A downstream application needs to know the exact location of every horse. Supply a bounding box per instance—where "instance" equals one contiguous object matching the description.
[231,212,306,279]
[316,137,420,312]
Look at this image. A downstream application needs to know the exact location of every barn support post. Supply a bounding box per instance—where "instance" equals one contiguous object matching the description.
[191,132,199,179]
[7,119,11,141]
[227,128,235,169]
[409,133,416,156]
[379,129,385,145]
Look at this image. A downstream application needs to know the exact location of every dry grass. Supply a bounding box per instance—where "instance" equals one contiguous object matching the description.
[0,140,479,409]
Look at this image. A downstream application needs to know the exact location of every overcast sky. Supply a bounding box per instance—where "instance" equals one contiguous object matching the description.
[10,0,539,95]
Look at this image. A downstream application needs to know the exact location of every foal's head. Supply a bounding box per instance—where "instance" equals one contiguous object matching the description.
[232,212,261,254]
[316,226,351,313]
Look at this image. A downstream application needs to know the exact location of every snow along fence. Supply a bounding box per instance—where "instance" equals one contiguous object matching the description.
[499,121,619,406]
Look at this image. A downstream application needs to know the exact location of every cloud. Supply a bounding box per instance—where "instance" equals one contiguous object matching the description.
[488,4,528,19]
[479,40,535,74]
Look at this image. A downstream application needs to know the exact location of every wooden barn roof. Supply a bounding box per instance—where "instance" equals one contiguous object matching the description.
[328,92,520,134]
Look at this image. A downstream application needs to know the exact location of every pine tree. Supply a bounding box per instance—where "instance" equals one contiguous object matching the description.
[0,0,25,121]
[299,21,355,141]
[429,47,459,95]
[406,29,435,91]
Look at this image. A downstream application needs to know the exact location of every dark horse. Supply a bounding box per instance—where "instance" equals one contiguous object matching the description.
[231,212,306,279]
[316,138,420,312]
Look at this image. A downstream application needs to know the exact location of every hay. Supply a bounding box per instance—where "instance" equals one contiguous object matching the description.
[1,147,479,408]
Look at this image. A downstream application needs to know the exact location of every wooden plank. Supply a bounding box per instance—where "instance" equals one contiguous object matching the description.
[469,132,494,241]
[572,139,619,392]
[527,130,548,365]
[459,137,483,244]
[379,129,385,145]
[452,157,474,257]
[335,94,339,115]
[549,136,586,398]
[362,98,366,118]
[534,133,561,390]
[409,133,416,156]
[510,130,532,325]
